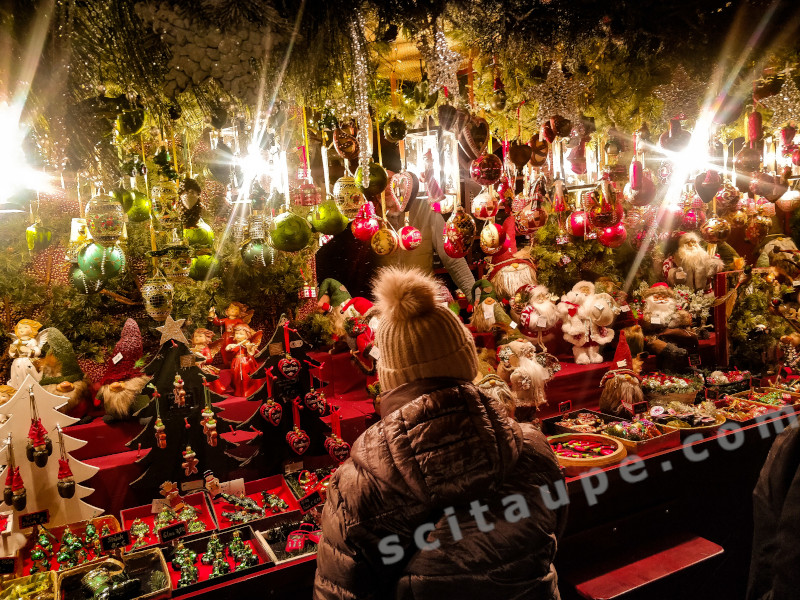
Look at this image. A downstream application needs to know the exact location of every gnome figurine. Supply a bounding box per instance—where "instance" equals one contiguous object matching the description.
[599,331,645,417]
[36,328,93,418]
[95,319,151,421]
[469,279,517,343]
[485,216,537,301]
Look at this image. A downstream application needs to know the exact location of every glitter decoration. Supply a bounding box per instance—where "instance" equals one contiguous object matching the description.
[347,12,372,189]
[417,24,462,99]
[653,65,705,121]
[760,73,800,127]
[529,62,588,123]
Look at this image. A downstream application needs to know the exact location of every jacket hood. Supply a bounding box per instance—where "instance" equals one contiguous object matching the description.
[352,378,523,507]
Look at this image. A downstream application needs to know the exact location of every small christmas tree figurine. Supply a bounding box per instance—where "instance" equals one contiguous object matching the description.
[201,532,224,565]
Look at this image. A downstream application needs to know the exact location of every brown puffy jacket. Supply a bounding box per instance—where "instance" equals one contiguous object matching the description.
[314,377,567,600]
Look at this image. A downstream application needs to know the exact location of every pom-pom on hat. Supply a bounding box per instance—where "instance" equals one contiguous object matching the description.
[372,267,479,391]
[99,318,144,387]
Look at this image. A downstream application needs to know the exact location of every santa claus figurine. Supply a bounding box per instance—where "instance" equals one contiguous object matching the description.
[95,319,152,421]
[559,281,617,364]
[641,282,698,371]
[666,232,723,291]
[518,285,559,349]
[485,216,537,300]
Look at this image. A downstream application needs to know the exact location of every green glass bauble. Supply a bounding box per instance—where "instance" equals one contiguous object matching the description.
[85,194,125,245]
[309,199,348,235]
[77,243,125,280]
[68,264,104,295]
[269,212,312,252]
[111,188,135,212]
[383,117,407,143]
[26,222,52,252]
[117,109,146,136]
[241,239,274,268]
[126,190,151,223]
[183,220,215,247]
[189,255,219,281]
[354,163,389,196]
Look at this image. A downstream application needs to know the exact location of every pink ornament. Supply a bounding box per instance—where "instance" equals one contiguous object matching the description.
[399,225,422,250]
[682,208,706,230]
[567,211,588,236]
[598,223,627,248]
[470,153,503,185]
[351,202,380,242]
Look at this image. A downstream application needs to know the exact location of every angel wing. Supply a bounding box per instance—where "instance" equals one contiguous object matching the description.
[36,328,49,349]
[250,331,264,349]
[241,309,255,325]
[207,339,223,358]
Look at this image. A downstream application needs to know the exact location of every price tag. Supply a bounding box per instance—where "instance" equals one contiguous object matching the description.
[285,461,303,475]
[18,510,49,529]
[0,558,15,574]
[650,406,665,417]
[510,321,517,329]
[689,353,701,366]
[219,478,246,497]
[483,302,495,320]
[369,346,381,360]
[299,491,323,513]
[621,305,631,313]
[616,360,628,368]
[632,401,648,415]
[112,352,124,364]
[150,498,171,514]
[558,400,572,413]
[100,530,131,552]
[180,479,204,494]
[595,303,605,311]
[158,522,187,544]
[650,316,662,325]
[537,316,548,328]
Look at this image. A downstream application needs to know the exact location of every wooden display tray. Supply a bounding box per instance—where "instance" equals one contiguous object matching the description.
[713,397,782,425]
[56,547,171,600]
[120,493,216,552]
[165,524,272,596]
[0,570,56,598]
[729,387,800,409]
[545,410,680,457]
[209,476,300,531]
[547,433,627,476]
[659,413,727,439]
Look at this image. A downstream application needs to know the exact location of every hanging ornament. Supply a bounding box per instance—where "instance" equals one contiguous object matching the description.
[189,254,219,281]
[202,415,217,447]
[682,208,706,230]
[759,73,800,127]
[351,201,380,242]
[332,127,359,161]
[659,117,691,151]
[68,264,105,295]
[354,163,389,197]
[286,399,310,455]
[278,355,301,380]
[77,243,125,281]
[694,170,722,204]
[291,181,322,208]
[56,427,75,499]
[471,188,499,220]
[125,190,152,223]
[181,446,199,477]
[470,153,503,186]
[479,220,505,255]
[490,77,507,111]
[183,220,215,247]
[309,197,348,235]
[734,146,762,173]
[157,242,192,279]
[177,177,203,228]
[727,208,749,228]
[388,171,419,214]
[150,181,181,230]
[443,206,477,258]
[10,467,25,511]
[85,193,125,246]
[325,406,351,463]
[745,214,773,243]
[304,388,326,416]
[700,216,731,243]
[416,23,461,98]
[586,179,623,228]
[777,190,800,213]
[597,223,627,248]
[370,223,399,256]
[241,238,273,269]
[653,65,705,122]
[713,182,741,214]
[383,117,407,143]
[26,221,52,253]
[333,176,363,219]
[528,134,549,168]
[3,439,16,506]
[270,211,312,252]
[259,398,283,427]
[141,271,174,321]
[347,12,373,183]
[173,375,186,408]
[26,387,52,467]
[751,172,788,203]
[399,223,422,251]
[154,417,167,449]
[623,174,656,207]
[567,211,589,237]
[530,62,588,123]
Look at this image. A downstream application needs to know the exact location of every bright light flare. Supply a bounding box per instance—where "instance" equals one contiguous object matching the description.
[0,101,49,203]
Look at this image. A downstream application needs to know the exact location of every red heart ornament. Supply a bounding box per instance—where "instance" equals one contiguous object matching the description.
[304,390,326,415]
[326,436,351,462]
[278,356,301,379]
[259,400,282,426]
[286,427,310,455]
[387,171,419,213]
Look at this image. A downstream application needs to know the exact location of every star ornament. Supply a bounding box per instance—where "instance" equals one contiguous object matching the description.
[417,27,462,98]
[530,61,588,123]
[653,65,705,122]
[761,75,800,127]
[156,315,190,347]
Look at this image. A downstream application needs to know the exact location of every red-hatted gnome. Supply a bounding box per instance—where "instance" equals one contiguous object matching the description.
[485,216,537,300]
[36,328,93,418]
[95,319,151,421]
[318,278,376,373]
[495,339,551,421]
[599,330,644,417]
[666,232,723,291]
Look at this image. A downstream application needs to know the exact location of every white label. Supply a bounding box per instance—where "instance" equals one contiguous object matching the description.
[219,478,246,497]
[621,305,630,312]
[650,316,662,325]
[284,461,303,474]
[290,340,303,349]
[617,360,628,368]
[537,317,548,328]
[483,303,495,325]
[793,280,800,288]
[150,498,171,514]
[112,352,124,365]
[369,346,381,359]
[595,303,604,311]
[650,406,665,416]
[369,317,380,332]
[510,321,518,329]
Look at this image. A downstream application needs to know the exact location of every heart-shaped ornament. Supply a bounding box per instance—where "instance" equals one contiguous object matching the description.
[508,142,533,171]
[286,427,310,455]
[333,127,359,160]
[304,390,326,414]
[388,171,419,214]
[326,436,351,462]
[260,399,283,426]
[460,116,489,161]
[278,356,301,379]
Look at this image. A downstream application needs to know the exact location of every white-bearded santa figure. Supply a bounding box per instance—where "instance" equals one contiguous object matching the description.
[558,281,596,365]
[580,291,618,363]
[641,282,697,371]
[667,232,723,291]
[518,285,559,348]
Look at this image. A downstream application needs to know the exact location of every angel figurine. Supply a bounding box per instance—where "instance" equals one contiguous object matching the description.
[227,324,263,398]
[8,319,47,389]
[191,328,221,375]
[208,302,254,367]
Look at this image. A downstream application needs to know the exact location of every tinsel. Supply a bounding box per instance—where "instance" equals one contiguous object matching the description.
[652,65,704,121]
[347,12,372,187]
[760,72,800,128]
[416,23,462,99]
[529,62,588,123]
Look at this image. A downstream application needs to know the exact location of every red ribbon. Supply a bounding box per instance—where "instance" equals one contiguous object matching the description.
[292,397,301,428]
[331,405,341,438]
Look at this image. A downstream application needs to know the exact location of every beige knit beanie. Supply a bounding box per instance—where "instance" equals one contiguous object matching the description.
[372,266,479,391]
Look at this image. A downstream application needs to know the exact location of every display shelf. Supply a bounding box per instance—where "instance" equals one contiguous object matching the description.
[119,492,216,552]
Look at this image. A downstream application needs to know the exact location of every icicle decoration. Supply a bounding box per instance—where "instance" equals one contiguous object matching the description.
[347,12,372,188]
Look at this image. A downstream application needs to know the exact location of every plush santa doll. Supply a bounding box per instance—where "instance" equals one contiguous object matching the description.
[485,216,537,300]
[641,282,697,371]
[581,292,618,363]
[559,281,610,364]
[518,285,559,348]
[95,319,152,421]
[599,330,645,417]
[666,232,723,291]
[36,328,93,418]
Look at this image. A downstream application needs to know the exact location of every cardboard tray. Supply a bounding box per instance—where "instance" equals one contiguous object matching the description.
[17,515,121,577]
[120,493,216,552]
[714,397,781,425]
[254,511,320,566]
[209,475,300,531]
[547,433,627,477]
[56,547,171,600]
[165,524,272,596]
[545,410,680,457]
[0,570,56,598]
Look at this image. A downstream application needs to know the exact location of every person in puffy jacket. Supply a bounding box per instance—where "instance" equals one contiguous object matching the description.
[314,266,567,600]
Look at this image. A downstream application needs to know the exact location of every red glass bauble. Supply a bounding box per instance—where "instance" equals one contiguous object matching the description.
[399,225,422,250]
[443,206,477,257]
[682,208,706,230]
[351,202,380,242]
[567,211,588,236]
[598,223,627,248]
[471,188,499,220]
[470,153,503,186]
